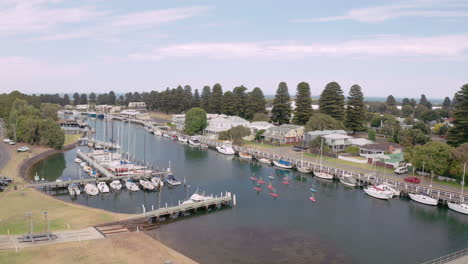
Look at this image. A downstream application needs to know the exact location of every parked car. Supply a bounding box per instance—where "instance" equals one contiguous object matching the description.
[3,138,11,143]
[293,145,308,152]
[0,176,13,182]
[17,146,30,152]
[394,166,408,174]
[0,180,9,187]
[404,177,421,184]
[8,140,15,145]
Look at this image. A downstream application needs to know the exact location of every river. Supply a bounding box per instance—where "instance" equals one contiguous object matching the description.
[31,118,468,264]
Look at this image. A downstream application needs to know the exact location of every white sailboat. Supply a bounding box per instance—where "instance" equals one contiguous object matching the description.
[97,181,110,193]
[178,136,188,143]
[447,163,468,215]
[68,184,80,196]
[364,185,393,200]
[151,177,164,187]
[313,139,333,180]
[409,171,438,206]
[188,138,201,146]
[140,179,155,190]
[258,157,271,165]
[296,149,311,173]
[84,183,99,195]
[125,180,140,191]
[165,173,182,186]
[216,143,235,155]
[109,180,122,190]
[273,159,293,169]
[339,173,357,187]
[239,152,253,159]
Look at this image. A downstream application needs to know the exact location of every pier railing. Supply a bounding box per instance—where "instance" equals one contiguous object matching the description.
[421,248,468,264]
[77,151,116,179]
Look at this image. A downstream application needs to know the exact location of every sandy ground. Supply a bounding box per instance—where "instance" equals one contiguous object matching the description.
[0,232,198,264]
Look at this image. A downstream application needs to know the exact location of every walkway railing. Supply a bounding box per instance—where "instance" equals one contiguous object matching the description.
[421,248,468,264]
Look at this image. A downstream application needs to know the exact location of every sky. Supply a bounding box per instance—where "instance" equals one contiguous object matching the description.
[0,0,467,98]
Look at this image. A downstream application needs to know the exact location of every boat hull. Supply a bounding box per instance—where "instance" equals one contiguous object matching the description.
[409,194,438,206]
[364,188,392,200]
[447,202,468,215]
[273,161,293,169]
[314,172,334,180]
[297,166,311,173]
[339,176,357,187]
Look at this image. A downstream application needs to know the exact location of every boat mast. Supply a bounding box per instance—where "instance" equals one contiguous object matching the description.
[462,163,466,203]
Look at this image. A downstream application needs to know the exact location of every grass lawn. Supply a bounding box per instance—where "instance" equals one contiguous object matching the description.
[242,140,276,149]
[148,111,172,121]
[0,148,129,235]
[64,134,81,146]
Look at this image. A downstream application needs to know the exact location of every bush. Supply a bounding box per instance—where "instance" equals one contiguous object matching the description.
[345,145,360,155]
[255,129,265,141]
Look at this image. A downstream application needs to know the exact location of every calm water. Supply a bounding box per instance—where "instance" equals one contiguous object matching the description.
[31,119,468,264]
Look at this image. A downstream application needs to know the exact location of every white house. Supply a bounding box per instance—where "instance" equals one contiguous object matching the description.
[75,104,89,111]
[359,142,404,158]
[263,124,304,144]
[128,102,147,110]
[323,133,353,152]
[304,130,347,144]
[247,121,275,133]
[204,115,249,138]
[172,114,186,130]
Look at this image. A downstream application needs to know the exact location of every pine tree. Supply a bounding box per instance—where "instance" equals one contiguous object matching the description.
[345,84,366,133]
[446,84,468,147]
[210,83,223,114]
[232,85,248,117]
[63,94,70,105]
[271,82,292,125]
[402,98,411,106]
[245,87,266,120]
[73,93,80,105]
[200,86,211,112]
[386,95,397,106]
[109,91,116,105]
[292,82,313,125]
[193,89,200,108]
[182,85,193,112]
[319,82,345,121]
[89,93,96,104]
[442,97,451,109]
[222,91,236,115]
[409,99,417,107]
[419,94,428,106]
[80,94,88,104]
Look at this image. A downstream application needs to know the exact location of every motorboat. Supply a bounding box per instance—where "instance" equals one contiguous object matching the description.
[68,184,80,196]
[188,139,201,146]
[140,179,155,191]
[364,185,393,200]
[200,143,209,148]
[154,130,162,136]
[447,202,468,215]
[216,144,235,155]
[125,180,140,191]
[178,136,188,144]
[182,191,213,205]
[163,133,171,138]
[314,170,334,180]
[84,183,99,196]
[273,159,293,169]
[239,152,252,159]
[145,126,154,134]
[151,177,164,188]
[89,170,100,178]
[171,135,178,140]
[83,166,92,173]
[258,158,271,165]
[97,181,110,193]
[409,193,438,206]
[297,166,311,174]
[165,174,182,186]
[340,174,357,187]
[74,158,82,163]
[80,162,87,167]
[109,180,122,190]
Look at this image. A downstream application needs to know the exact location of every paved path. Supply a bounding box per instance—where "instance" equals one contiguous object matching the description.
[0,227,104,250]
[0,118,10,172]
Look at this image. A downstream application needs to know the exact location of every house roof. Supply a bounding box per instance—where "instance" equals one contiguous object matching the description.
[306,130,347,136]
[349,138,373,146]
[361,142,403,151]
[263,124,303,138]
[323,133,352,139]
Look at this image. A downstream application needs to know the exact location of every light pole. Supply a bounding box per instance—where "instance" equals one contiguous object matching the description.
[26,212,33,236]
[43,211,49,234]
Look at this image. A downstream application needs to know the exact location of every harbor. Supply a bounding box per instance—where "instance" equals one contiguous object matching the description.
[29,118,468,264]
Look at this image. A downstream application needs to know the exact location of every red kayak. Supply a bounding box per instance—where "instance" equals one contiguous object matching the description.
[258,180,266,184]
[267,184,275,190]
[282,181,290,185]
[270,192,280,197]
[254,187,263,191]
[309,196,316,202]
[250,177,258,180]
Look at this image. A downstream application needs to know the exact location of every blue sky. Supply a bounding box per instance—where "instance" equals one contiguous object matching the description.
[1,0,467,98]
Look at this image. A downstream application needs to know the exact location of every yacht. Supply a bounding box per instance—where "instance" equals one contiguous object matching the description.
[239,152,253,159]
[151,177,164,188]
[84,183,99,196]
[182,191,213,205]
[314,170,334,180]
[339,174,357,187]
[165,173,182,186]
[216,144,235,155]
[409,193,438,206]
[273,159,293,169]
[68,184,80,196]
[74,158,82,163]
[447,163,467,215]
[258,157,271,164]
[109,180,122,190]
[140,179,155,191]
[125,180,140,191]
[364,185,393,200]
[154,130,162,136]
[188,138,201,146]
[297,166,311,174]
[97,182,110,193]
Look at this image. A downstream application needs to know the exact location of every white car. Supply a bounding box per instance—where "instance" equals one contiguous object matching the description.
[8,141,16,145]
[3,139,11,144]
[17,146,30,152]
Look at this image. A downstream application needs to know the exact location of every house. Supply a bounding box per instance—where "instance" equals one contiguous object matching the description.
[322,133,353,152]
[75,104,89,111]
[95,104,113,113]
[120,109,150,120]
[348,137,374,146]
[172,114,186,130]
[247,122,275,134]
[359,142,403,158]
[304,130,347,144]
[204,115,249,138]
[263,124,304,144]
[128,102,147,110]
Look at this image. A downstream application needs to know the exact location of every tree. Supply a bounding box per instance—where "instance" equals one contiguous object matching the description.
[432,123,448,136]
[345,84,366,133]
[73,93,80,105]
[409,98,417,107]
[419,94,428,106]
[271,82,292,125]
[255,129,265,141]
[386,95,397,106]
[252,113,269,122]
[231,85,248,117]
[368,129,376,141]
[210,83,223,114]
[218,125,250,145]
[402,98,411,106]
[193,89,200,108]
[304,113,345,132]
[442,97,452,109]
[397,128,430,147]
[245,87,266,120]
[79,94,88,105]
[345,145,360,155]
[292,82,313,125]
[40,103,60,121]
[420,109,440,123]
[63,94,70,105]
[308,136,331,153]
[401,105,414,118]
[109,91,116,105]
[414,104,428,119]
[380,117,400,141]
[181,85,193,112]
[319,81,345,121]
[447,84,468,147]
[413,121,429,134]
[222,91,236,115]
[200,86,211,112]
[184,107,208,135]
[89,93,96,104]
[39,118,65,149]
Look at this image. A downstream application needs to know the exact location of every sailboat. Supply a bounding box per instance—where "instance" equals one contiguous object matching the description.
[339,172,357,187]
[258,157,271,165]
[447,163,468,215]
[314,139,333,180]
[409,171,438,206]
[97,181,110,193]
[109,180,122,190]
[84,183,99,195]
[125,180,140,191]
[151,177,164,188]
[296,148,311,173]
[68,183,80,196]
[273,159,293,169]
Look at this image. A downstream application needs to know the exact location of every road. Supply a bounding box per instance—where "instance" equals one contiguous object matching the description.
[0,118,10,171]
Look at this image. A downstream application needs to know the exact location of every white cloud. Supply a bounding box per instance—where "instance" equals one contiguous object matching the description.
[293,0,468,23]
[128,34,468,61]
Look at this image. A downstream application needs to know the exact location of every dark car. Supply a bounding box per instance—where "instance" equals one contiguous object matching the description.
[0,186,4,192]
[404,177,421,184]
[293,145,308,152]
[0,180,9,187]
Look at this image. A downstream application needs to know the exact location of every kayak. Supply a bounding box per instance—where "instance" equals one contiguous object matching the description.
[310,188,317,192]
[268,176,275,179]
[267,184,275,190]
[258,180,266,184]
[282,181,290,185]
[309,196,316,202]
[270,192,280,197]
[250,177,258,180]
[254,187,263,191]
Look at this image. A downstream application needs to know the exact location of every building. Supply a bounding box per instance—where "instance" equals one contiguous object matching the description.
[348,137,374,147]
[120,109,150,120]
[247,121,275,134]
[128,102,147,110]
[304,130,347,144]
[95,105,113,113]
[263,124,304,144]
[204,115,249,138]
[359,142,404,158]
[172,114,186,131]
[322,133,353,152]
[75,104,89,111]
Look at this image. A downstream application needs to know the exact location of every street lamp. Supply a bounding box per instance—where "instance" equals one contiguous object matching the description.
[25,212,33,236]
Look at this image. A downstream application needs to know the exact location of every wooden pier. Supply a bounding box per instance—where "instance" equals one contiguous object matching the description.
[144,192,235,221]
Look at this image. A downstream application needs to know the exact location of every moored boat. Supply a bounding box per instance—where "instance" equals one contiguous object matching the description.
[140,179,155,190]
[258,158,271,165]
[364,185,393,200]
[84,183,99,195]
[339,174,357,187]
[314,171,334,180]
[447,163,467,214]
[125,180,140,191]
[216,144,235,155]
[151,177,164,188]
[83,166,92,173]
[273,159,293,169]
[68,183,80,196]
[165,174,182,186]
[97,181,110,193]
[178,136,188,144]
[154,130,162,136]
[297,166,311,173]
[409,193,438,206]
[239,152,252,159]
[74,158,82,163]
[200,143,209,148]
[188,138,201,146]
[109,180,122,190]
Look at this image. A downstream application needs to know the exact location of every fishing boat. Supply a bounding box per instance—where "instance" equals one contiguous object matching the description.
[84,183,99,195]
[239,152,253,159]
[339,173,357,187]
[97,182,110,193]
[109,180,122,190]
[188,138,201,146]
[364,185,393,200]
[178,136,188,144]
[273,159,293,169]
[165,174,182,186]
[151,177,164,188]
[258,158,271,165]
[68,184,80,196]
[409,193,438,206]
[216,143,235,155]
[125,180,140,191]
[257,177,266,184]
[74,158,82,163]
[447,163,468,215]
[269,189,280,197]
[140,179,155,191]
